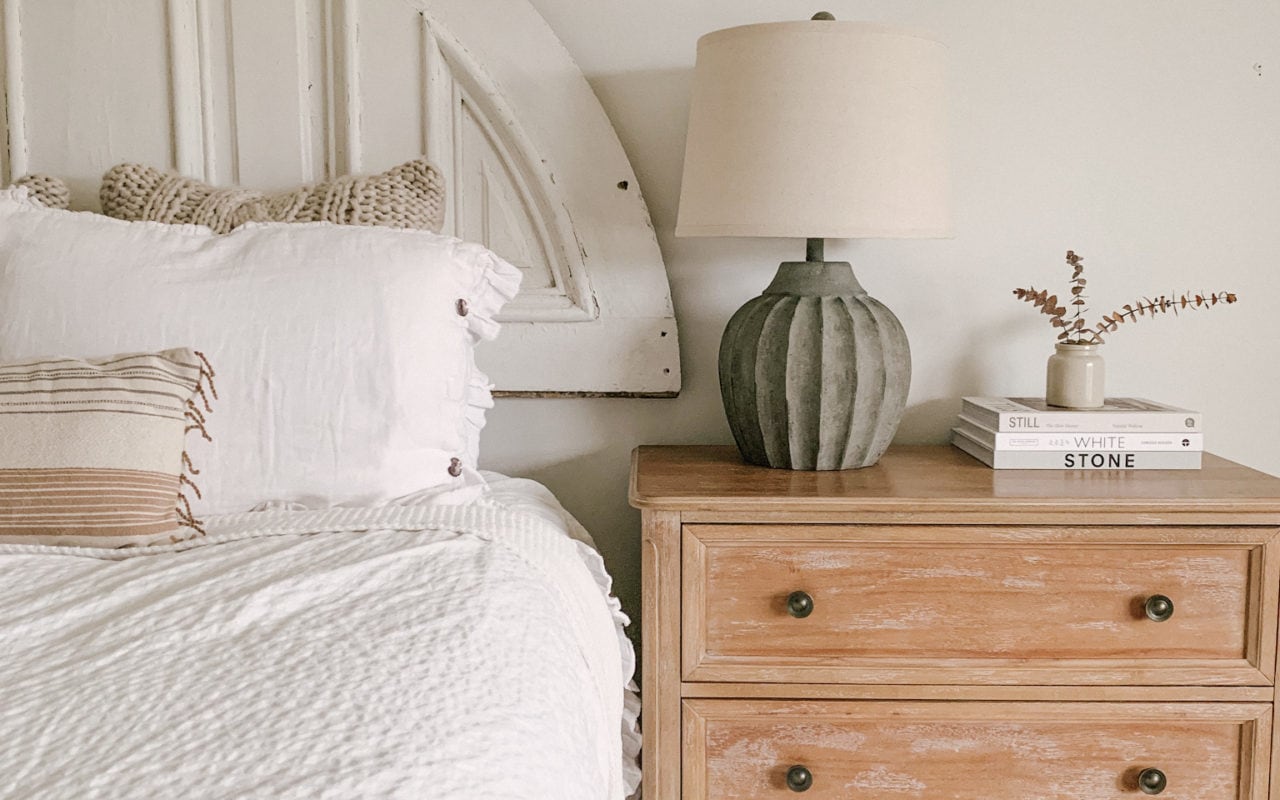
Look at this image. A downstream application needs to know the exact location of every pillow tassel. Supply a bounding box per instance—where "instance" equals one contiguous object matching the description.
[194,350,219,409]
[184,354,218,440]
[174,491,206,540]
[184,412,212,442]
[179,471,203,500]
[185,399,207,426]
[175,451,207,538]
[176,351,215,540]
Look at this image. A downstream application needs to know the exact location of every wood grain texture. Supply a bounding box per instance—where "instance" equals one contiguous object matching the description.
[631,446,1280,517]
[682,509,1280,525]
[1272,577,1280,798]
[684,525,1273,686]
[682,683,1276,702]
[684,700,1272,800]
[629,445,1280,798]
[641,509,681,800]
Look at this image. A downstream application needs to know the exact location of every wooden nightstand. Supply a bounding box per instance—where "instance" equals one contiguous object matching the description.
[630,445,1280,799]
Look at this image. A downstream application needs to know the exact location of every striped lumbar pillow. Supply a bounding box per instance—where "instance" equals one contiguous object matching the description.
[0,348,215,548]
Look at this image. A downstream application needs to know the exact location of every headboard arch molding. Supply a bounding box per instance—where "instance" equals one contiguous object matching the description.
[0,0,680,397]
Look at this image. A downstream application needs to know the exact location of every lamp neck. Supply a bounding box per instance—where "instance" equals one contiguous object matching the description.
[765,238,864,296]
[806,237,825,263]
[765,259,864,297]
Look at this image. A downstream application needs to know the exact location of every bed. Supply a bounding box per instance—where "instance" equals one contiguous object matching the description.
[0,1,653,797]
[0,476,639,799]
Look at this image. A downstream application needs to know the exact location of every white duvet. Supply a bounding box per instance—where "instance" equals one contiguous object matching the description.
[0,476,640,800]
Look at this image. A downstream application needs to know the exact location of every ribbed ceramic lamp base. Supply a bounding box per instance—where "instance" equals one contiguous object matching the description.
[718,259,910,470]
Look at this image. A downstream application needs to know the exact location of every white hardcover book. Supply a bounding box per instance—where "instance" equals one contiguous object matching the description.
[951,428,1202,470]
[961,396,1202,433]
[955,415,1203,452]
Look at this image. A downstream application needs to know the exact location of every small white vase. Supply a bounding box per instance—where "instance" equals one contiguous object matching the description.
[1046,342,1104,408]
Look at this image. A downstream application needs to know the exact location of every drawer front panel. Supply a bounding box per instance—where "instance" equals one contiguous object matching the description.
[684,700,1271,799]
[683,526,1276,684]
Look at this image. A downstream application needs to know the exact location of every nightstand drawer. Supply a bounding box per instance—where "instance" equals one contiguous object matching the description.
[683,699,1271,799]
[683,525,1278,685]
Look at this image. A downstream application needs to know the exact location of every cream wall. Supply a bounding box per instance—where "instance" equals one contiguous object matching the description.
[484,0,1280,643]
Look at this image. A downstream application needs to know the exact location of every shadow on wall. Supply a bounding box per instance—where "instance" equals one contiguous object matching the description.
[580,68,694,235]
[483,392,733,655]
[897,321,1025,442]
[514,440,646,654]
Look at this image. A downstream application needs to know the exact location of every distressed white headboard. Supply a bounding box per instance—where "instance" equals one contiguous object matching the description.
[0,0,680,397]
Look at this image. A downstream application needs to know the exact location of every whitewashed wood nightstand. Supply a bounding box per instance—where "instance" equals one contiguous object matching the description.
[630,445,1280,799]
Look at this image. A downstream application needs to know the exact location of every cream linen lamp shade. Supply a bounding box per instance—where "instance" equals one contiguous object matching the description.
[675,15,951,472]
[676,21,950,239]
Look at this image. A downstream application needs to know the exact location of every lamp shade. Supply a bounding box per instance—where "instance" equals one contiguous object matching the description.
[676,20,951,239]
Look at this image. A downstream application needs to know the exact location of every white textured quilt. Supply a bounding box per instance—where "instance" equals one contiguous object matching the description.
[0,477,639,800]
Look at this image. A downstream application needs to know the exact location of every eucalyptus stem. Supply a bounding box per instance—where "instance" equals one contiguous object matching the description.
[1012,250,1238,344]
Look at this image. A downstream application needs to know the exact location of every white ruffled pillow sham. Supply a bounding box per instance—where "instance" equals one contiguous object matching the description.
[0,187,521,515]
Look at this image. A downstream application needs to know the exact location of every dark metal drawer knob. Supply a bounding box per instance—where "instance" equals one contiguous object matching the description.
[786,591,814,619]
[1144,595,1174,622]
[785,765,813,792]
[1138,767,1167,794]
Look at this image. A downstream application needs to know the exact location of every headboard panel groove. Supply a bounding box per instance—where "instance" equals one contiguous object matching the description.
[1,0,679,396]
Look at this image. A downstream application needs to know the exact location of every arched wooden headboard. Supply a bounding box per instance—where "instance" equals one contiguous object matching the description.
[0,0,680,397]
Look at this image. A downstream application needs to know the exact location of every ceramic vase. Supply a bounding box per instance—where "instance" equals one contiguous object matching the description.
[1045,342,1104,409]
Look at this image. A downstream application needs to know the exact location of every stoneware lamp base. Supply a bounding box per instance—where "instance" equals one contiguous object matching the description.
[719,244,910,470]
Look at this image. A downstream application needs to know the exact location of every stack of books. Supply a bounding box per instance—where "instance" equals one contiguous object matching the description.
[953,397,1203,470]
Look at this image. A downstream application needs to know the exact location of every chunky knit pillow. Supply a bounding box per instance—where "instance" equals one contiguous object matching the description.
[99,157,446,234]
[7,174,71,210]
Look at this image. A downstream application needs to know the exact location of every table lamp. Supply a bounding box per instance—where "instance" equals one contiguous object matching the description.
[676,13,951,470]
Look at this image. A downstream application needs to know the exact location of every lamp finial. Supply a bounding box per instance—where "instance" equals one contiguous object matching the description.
[812,11,836,20]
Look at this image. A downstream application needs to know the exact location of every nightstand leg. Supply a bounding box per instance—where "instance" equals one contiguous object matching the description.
[642,510,682,799]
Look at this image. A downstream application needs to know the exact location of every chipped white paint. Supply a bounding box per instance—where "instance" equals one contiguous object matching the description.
[165,0,203,176]
[1001,575,1046,589]
[1,0,28,181]
[690,530,1265,685]
[907,724,1070,760]
[898,565,990,580]
[793,551,857,571]
[691,701,1263,800]
[1063,620,1124,633]
[789,726,869,752]
[1,0,679,395]
[836,607,943,632]
[406,0,680,394]
[710,732,781,768]
[846,766,926,794]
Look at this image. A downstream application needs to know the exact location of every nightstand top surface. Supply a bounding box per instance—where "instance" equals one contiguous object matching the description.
[629,445,1280,516]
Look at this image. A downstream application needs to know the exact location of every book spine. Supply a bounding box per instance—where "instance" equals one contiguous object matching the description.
[959,402,1000,431]
[990,411,1202,433]
[950,430,996,467]
[989,431,1203,452]
[1002,451,1201,469]
[952,439,1202,469]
